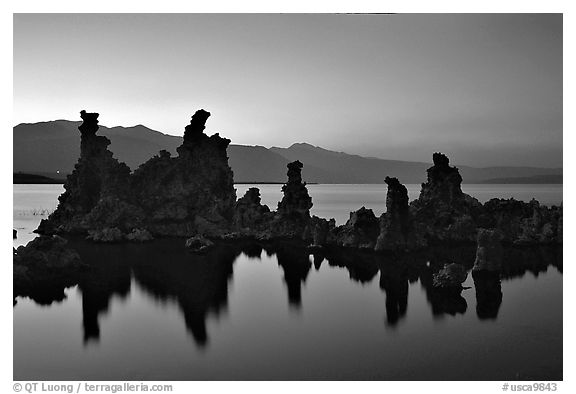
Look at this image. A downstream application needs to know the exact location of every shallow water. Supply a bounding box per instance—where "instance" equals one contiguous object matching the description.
[13,184,563,380]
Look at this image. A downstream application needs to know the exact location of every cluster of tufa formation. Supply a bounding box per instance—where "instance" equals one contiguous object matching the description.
[34,109,561,252]
[38,109,236,239]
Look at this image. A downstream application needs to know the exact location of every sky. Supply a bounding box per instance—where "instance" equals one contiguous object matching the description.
[13,13,562,167]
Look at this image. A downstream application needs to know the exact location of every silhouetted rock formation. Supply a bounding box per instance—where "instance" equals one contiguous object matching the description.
[182,109,211,142]
[309,215,335,248]
[233,187,271,231]
[473,229,503,272]
[479,198,562,244]
[246,161,316,241]
[334,207,379,249]
[132,110,236,237]
[33,110,560,253]
[277,160,313,218]
[38,111,134,235]
[410,153,481,244]
[375,177,424,251]
[38,109,236,239]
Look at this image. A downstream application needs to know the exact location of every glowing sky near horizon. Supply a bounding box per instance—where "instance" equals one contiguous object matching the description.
[13,14,562,167]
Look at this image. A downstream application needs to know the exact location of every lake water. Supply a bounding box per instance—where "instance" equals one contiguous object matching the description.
[13,184,563,380]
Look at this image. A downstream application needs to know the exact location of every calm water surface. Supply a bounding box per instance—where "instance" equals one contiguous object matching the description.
[13,184,562,380]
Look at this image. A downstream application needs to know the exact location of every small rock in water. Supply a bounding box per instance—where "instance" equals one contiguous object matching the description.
[13,229,17,239]
[432,263,468,292]
[185,235,214,253]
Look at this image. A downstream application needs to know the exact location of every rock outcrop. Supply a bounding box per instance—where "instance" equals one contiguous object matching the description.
[410,153,481,244]
[263,161,314,240]
[131,109,236,237]
[334,207,380,249]
[233,187,271,232]
[375,177,424,251]
[32,110,561,253]
[479,198,561,244]
[38,110,134,235]
[277,160,313,219]
[38,109,237,239]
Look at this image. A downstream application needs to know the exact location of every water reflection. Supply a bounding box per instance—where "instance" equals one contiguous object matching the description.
[15,239,562,349]
[472,271,502,320]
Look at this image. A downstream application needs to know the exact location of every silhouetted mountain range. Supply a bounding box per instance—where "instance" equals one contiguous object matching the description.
[14,120,562,184]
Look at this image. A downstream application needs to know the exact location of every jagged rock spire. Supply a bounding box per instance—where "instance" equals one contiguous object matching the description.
[277,160,313,218]
[420,152,464,204]
[78,110,100,136]
[183,109,211,143]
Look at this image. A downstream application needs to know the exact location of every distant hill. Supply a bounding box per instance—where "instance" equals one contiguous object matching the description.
[479,174,563,184]
[270,143,562,184]
[13,172,63,184]
[14,120,562,184]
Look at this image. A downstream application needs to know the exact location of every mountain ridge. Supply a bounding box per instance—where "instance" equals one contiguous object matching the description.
[14,120,562,184]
